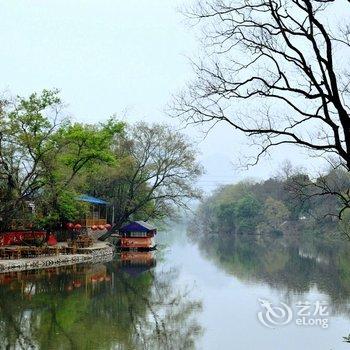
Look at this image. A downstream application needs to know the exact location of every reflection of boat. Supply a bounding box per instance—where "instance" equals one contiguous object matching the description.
[119,251,156,276]
[119,221,157,251]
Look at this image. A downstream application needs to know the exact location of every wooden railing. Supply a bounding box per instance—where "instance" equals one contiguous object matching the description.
[78,219,107,227]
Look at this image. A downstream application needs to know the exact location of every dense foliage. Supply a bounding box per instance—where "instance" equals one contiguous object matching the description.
[88,122,203,228]
[0,90,202,231]
[194,166,350,236]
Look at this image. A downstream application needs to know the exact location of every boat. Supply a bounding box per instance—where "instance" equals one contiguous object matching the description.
[119,221,157,251]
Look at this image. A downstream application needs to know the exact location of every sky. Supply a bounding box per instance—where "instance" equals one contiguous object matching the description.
[0,0,328,192]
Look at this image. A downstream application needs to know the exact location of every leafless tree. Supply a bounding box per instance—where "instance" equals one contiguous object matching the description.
[173,0,350,216]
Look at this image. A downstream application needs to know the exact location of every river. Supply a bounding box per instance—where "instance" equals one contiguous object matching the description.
[0,224,349,349]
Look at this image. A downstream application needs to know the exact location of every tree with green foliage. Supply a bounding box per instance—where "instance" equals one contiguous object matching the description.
[89,122,203,228]
[235,194,262,234]
[0,90,63,230]
[0,89,124,231]
[213,202,237,234]
[263,197,290,232]
[38,117,124,227]
[193,167,349,238]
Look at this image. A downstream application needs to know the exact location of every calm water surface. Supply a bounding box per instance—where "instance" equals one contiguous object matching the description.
[0,226,350,349]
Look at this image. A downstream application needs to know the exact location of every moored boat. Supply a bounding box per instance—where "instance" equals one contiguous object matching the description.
[119,221,157,251]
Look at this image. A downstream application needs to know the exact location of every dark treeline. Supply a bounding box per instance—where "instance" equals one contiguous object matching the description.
[194,163,350,237]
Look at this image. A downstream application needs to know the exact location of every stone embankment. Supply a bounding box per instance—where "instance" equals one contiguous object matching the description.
[0,242,114,273]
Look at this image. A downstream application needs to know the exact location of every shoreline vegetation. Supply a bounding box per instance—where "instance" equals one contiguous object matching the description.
[189,163,350,240]
[0,89,203,234]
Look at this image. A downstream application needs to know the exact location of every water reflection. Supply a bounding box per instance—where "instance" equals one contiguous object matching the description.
[0,251,202,350]
[194,233,350,318]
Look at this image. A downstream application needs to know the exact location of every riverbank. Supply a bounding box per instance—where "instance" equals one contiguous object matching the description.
[0,242,114,273]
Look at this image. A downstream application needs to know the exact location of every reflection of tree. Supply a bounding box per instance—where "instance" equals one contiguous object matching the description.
[195,232,350,318]
[115,266,202,350]
[0,260,202,349]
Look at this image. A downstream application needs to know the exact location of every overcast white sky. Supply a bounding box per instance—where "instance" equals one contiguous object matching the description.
[0,0,327,192]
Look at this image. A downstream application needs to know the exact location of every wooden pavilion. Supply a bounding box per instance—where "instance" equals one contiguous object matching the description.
[76,195,108,228]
